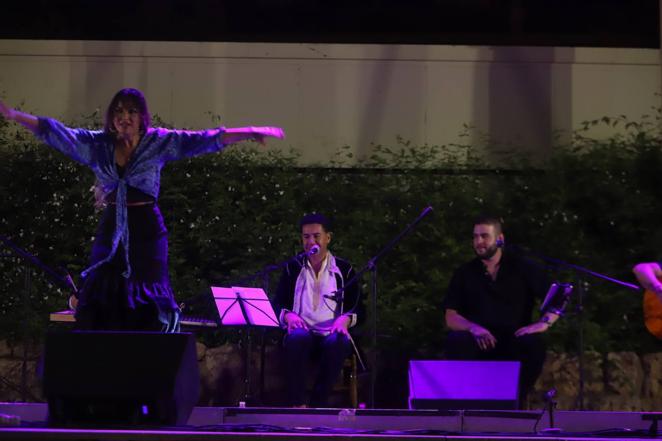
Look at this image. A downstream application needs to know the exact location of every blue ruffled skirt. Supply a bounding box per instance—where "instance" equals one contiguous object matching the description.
[74,203,180,331]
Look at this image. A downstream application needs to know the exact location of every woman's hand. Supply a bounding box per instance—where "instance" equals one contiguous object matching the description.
[0,100,15,121]
[0,100,39,133]
[250,126,285,145]
[223,126,285,145]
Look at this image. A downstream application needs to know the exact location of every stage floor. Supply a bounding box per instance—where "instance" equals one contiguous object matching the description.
[0,403,659,440]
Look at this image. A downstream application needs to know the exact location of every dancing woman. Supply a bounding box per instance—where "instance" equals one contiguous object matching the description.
[0,88,285,332]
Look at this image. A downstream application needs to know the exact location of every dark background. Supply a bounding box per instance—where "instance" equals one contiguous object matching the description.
[2,0,659,48]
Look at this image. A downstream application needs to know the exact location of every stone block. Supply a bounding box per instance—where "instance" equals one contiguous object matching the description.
[605,351,643,396]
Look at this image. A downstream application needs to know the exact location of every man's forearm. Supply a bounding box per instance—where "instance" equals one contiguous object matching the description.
[538,311,560,328]
[445,309,478,331]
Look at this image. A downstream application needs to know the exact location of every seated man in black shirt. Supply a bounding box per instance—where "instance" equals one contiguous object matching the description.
[442,215,559,404]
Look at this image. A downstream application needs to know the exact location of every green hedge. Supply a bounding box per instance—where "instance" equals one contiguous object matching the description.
[1,111,661,360]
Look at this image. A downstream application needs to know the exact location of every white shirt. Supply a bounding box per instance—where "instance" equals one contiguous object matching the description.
[279,252,359,335]
[296,253,340,334]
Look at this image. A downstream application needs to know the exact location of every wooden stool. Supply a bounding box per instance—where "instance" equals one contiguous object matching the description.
[332,354,359,408]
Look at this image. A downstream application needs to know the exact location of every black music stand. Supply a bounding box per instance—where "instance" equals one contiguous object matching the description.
[211,286,279,405]
[505,242,640,410]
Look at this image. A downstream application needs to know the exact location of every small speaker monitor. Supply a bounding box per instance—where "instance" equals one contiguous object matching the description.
[408,360,520,410]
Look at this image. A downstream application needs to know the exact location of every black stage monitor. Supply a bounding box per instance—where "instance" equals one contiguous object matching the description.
[43,331,200,427]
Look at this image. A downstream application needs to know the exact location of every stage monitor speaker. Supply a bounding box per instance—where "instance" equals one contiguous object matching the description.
[408,360,520,410]
[44,331,200,426]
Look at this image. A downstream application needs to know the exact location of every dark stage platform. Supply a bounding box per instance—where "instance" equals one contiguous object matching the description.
[0,403,659,440]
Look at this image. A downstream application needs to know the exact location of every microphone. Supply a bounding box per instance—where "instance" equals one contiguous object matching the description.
[307,244,321,256]
[324,290,342,302]
[297,244,321,259]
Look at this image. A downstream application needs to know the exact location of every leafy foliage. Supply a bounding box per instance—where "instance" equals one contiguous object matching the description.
[1,109,661,365]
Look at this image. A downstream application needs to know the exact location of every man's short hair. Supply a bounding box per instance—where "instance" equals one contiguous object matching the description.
[299,213,332,232]
[473,215,503,235]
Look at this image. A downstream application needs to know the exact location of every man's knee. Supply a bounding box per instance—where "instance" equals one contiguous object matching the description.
[514,332,542,345]
[444,331,481,358]
[446,330,475,345]
[514,333,546,358]
[322,332,351,351]
[285,328,314,349]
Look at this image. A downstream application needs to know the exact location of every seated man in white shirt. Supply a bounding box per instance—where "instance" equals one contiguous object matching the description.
[273,213,362,407]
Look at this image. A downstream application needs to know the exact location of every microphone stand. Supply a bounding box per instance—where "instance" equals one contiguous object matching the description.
[0,235,76,293]
[185,247,319,322]
[330,206,434,408]
[0,234,76,402]
[229,246,320,290]
[507,243,639,410]
[538,388,561,433]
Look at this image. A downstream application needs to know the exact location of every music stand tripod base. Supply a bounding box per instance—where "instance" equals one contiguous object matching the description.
[211,286,280,406]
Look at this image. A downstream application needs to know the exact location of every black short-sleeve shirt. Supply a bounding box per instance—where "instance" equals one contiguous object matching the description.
[442,251,549,334]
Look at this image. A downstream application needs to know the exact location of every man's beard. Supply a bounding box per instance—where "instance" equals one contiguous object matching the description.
[475,244,499,260]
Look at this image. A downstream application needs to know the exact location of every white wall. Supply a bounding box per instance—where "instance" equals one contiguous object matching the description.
[0,40,659,164]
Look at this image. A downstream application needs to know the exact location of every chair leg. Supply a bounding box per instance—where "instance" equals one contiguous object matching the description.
[349,354,358,408]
